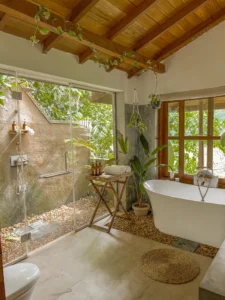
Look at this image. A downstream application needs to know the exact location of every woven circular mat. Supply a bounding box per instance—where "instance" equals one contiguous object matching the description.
[140,248,200,284]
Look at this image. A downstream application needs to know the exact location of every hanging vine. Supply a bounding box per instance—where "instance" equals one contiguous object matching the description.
[30,6,157,75]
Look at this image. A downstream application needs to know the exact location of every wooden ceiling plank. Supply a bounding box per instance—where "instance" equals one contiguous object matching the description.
[106,0,159,40]
[0,0,165,73]
[104,0,159,73]
[70,0,101,23]
[0,13,9,31]
[134,0,208,51]
[153,7,225,62]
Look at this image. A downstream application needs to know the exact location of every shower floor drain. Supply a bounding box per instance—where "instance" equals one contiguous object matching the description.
[174,238,199,252]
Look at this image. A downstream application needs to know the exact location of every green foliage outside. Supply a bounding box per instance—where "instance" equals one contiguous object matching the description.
[0,75,114,159]
[168,103,225,175]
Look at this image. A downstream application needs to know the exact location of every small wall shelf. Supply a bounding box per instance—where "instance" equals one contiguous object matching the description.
[8,130,28,135]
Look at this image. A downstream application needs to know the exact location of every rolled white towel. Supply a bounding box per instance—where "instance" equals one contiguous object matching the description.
[103,165,131,176]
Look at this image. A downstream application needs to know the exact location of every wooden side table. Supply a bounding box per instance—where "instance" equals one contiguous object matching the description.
[86,172,133,233]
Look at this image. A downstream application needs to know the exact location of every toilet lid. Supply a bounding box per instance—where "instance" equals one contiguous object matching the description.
[4,263,40,300]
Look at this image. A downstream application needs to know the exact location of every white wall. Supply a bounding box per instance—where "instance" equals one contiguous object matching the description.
[139,21,225,104]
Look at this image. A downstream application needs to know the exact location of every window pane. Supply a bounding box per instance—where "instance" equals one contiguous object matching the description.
[214,97,225,136]
[168,140,179,172]
[213,140,225,177]
[168,102,179,136]
[185,99,208,136]
[184,140,208,175]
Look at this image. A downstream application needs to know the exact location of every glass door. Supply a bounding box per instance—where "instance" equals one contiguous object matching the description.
[0,72,28,264]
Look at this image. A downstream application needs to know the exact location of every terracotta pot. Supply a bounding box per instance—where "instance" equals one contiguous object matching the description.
[132,202,150,216]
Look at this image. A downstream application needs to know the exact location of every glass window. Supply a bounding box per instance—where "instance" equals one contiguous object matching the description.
[213,97,225,136]
[185,99,208,136]
[168,140,179,172]
[213,140,225,178]
[168,102,179,136]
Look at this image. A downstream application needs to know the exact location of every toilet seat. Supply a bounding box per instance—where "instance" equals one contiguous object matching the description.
[4,263,40,300]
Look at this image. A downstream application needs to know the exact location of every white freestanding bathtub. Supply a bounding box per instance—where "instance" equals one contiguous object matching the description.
[144,180,225,248]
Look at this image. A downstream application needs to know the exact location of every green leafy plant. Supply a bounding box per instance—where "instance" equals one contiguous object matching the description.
[130,134,167,207]
[127,112,147,134]
[117,130,167,207]
[117,130,129,155]
[149,93,161,109]
[30,6,50,45]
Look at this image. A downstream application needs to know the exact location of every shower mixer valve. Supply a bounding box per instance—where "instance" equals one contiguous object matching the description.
[10,154,29,167]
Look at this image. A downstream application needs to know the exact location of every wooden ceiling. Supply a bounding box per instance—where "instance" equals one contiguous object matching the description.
[0,0,225,78]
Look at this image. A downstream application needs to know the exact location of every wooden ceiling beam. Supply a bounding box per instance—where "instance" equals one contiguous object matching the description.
[127,68,143,79]
[70,0,100,23]
[106,0,159,40]
[153,7,225,62]
[43,33,63,54]
[43,0,100,53]
[0,0,165,73]
[79,48,94,64]
[0,13,9,31]
[134,0,208,51]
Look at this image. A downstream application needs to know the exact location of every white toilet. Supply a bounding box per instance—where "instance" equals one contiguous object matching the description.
[4,263,40,300]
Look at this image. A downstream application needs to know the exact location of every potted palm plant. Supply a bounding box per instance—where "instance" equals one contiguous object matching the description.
[117,131,167,216]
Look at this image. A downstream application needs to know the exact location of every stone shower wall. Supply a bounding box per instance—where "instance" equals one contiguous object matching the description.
[0,92,89,228]
[125,104,158,210]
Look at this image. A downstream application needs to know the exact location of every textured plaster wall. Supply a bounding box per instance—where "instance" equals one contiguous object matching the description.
[0,92,89,228]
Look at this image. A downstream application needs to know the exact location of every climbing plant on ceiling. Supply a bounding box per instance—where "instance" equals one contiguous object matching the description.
[30,6,158,77]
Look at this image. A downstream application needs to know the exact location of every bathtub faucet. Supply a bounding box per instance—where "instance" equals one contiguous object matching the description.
[195,169,213,202]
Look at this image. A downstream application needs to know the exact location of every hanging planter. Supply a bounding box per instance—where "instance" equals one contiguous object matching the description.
[148,72,162,110]
[127,89,147,134]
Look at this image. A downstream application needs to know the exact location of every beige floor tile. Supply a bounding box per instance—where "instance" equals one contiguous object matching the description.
[23,227,212,300]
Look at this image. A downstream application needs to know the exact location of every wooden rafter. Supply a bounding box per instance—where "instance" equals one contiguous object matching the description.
[79,48,94,64]
[70,0,100,23]
[134,0,208,51]
[43,0,100,53]
[106,0,159,40]
[0,12,9,31]
[0,0,165,73]
[153,7,225,62]
[127,68,142,79]
[43,33,63,54]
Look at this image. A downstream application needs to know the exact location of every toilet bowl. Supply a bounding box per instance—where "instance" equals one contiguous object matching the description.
[4,263,40,300]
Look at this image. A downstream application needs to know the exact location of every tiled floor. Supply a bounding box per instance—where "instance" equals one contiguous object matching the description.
[25,227,212,300]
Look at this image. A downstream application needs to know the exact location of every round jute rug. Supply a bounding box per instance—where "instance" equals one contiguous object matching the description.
[140,248,200,284]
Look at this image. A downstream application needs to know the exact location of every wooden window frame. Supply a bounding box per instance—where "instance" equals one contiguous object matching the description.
[158,99,225,188]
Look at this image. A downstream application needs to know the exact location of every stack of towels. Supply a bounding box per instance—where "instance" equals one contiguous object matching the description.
[103,165,131,176]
